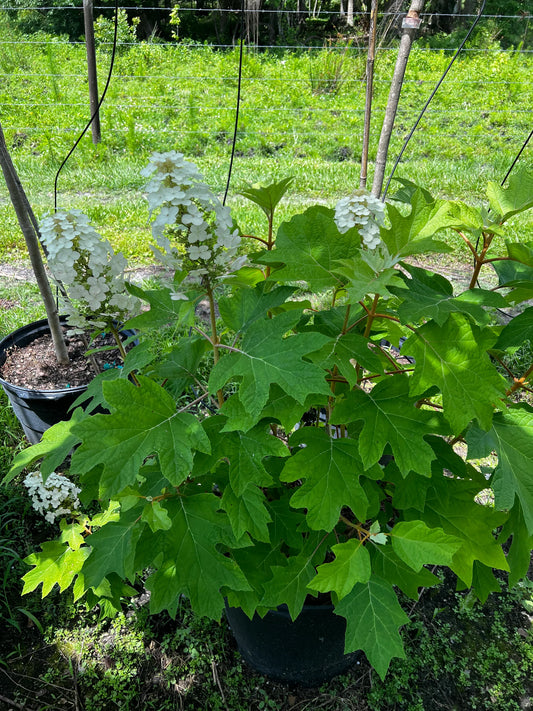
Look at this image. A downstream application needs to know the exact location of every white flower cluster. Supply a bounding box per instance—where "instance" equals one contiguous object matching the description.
[23,471,81,524]
[141,151,246,286]
[40,210,136,332]
[334,191,386,249]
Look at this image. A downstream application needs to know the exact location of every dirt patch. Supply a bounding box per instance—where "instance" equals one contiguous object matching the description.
[0,329,125,390]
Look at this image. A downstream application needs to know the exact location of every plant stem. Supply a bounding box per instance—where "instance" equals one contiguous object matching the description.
[468,231,493,289]
[363,294,380,338]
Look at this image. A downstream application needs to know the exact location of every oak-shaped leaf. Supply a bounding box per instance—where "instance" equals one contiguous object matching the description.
[22,540,91,598]
[380,189,452,260]
[81,506,145,588]
[221,482,272,543]
[71,376,211,496]
[404,313,506,433]
[209,310,331,423]
[499,502,533,587]
[145,494,251,619]
[421,477,509,587]
[332,376,439,476]
[390,520,463,572]
[334,575,409,680]
[486,169,533,224]
[280,428,379,531]
[390,264,507,327]
[467,404,533,535]
[218,282,296,333]
[370,545,440,601]
[6,407,87,484]
[308,539,371,600]
[260,533,327,620]
[308,331,384,387]
[255,206,360,291]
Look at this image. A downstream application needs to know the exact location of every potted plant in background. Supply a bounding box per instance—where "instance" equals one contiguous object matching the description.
[0,123,139,443]
[5,152,533,685]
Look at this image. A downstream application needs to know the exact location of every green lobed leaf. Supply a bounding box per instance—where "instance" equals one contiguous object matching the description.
[499,502,533,586]
[209,310,331,423]
[71,376,211,496]
[390,263,507,327]
[155,337,211,397]
[255,206,360,291]
[467,405,533,535]
[334,575,409,680]
[332,376,438,476]
[145,494,251,619]
[281,428,378,531]
[238,176,294,217]
[125,283,196,330]
[380,189,453,260]
[495,306,533,350]
[334,257,402,302]
[421,477,509,587]
[81,506,145,588]
[308,330,385,387]
[370,545,441,601]
[308,539,371,600]
[5,407,87,485]
[221,482,272,543]
[141,500,172,532]
[486,169,533,223]
[390,520,463,572]
[22,541,91,598]
[404,313,506,433]
[218,282,296,333]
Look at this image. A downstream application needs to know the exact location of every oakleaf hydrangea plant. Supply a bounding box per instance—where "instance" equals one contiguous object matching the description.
[6,157,533,682]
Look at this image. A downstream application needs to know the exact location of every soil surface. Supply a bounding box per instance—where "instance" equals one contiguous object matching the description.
[0,328,124,390]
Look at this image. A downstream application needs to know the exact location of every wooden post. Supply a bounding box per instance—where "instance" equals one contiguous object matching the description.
[371,0,424,197]
[83,0,101,144]
[0,123,70,365]
[359,0,379,189]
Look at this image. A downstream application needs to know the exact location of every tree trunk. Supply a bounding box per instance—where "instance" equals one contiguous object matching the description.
[371,0,425,197]
[0,123,70,365]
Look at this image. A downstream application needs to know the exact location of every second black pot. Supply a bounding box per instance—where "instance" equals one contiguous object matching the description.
[225,600,360,687]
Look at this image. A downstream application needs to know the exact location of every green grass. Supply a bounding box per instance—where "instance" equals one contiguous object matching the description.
[1,19,532,266]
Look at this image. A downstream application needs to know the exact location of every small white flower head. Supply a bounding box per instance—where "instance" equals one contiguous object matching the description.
[40,209,138,332]
[334,190,386,250]
[23,471,81,524]
[142,151,246,284]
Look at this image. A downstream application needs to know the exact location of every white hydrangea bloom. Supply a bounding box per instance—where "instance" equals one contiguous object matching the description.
[142,151,246,283]
[23,471,81,524]
[40,209,138,332]
[334,191,386,250]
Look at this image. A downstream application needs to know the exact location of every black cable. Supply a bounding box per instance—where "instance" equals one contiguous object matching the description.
[382,0,487,201]
[222,0,245,207]
[53,0,119,211]
[500,127,533,187]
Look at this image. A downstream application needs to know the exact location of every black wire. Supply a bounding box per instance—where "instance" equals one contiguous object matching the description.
[382,0,487,201]
[53,0,119,211]
[222,0,245,207]
[500,127,533,187]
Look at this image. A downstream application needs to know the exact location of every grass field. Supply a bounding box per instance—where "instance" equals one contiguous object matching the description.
[1,19,532,267]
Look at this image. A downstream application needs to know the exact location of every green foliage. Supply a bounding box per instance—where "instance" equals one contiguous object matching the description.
[4,164,533,685]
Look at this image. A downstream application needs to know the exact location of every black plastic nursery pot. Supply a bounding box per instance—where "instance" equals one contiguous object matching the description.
[225,600,360,686]
[0,317,135,444]
[0,318,90,444]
